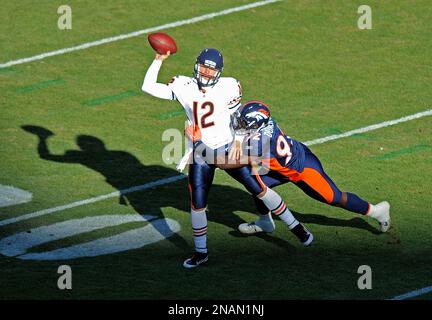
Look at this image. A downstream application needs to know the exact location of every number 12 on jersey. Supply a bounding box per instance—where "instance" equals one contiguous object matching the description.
[193,101,215,129]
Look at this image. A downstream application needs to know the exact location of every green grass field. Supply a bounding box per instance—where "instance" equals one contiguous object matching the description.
[1,0,431,300]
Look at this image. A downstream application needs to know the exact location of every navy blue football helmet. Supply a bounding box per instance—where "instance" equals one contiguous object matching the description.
[193,48,224,87]
[233,100,271,134]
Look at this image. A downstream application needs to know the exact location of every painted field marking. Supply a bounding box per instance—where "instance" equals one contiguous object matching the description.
[15,79,64,93]
[81,91,139,106]
[1,108,430,227]
[0,214,180,260]
[0,174,186,227]
[303,109,432,146]
[373,144,430,161]
[0,0,429,290]
[0,0,281,69]
[0,185,32,208]
[320,128,375,140]
[157,110,185,120]
[389,286,432,300]
[0,67,16,73]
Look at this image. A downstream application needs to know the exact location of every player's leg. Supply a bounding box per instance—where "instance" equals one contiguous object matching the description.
[250,195,276,232]
[225,167,281,233]
[252,171,313,245]
[225,166,313,245]
[183,161,216,268]
[294,147,390,232]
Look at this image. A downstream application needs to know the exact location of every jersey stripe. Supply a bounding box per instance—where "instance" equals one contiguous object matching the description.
[228,101,241,109]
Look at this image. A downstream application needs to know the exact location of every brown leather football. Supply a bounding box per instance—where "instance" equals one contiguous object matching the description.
[147,32,177,55]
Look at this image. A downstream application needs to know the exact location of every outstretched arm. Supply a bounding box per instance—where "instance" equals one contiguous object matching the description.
[21,125,80,163]
[141,52,175,100]
[221,132,268,170]
[216,154,258,170]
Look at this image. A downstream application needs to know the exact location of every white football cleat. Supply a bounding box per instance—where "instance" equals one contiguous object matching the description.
[369,201,391,232]
[238,214,275,235]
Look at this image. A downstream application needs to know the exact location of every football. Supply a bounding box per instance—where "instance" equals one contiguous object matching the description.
[147,32,177,55]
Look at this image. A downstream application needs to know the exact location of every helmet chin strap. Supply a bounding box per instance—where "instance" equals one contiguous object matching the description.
[194,63,221,89]
[199,75,215,88]
[196,75,209,92]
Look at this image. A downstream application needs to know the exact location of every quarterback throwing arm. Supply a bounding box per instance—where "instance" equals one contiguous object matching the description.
[142,59,176,100]
[142,53,243,168]
[141,51,314,267]
[142,56,242,132]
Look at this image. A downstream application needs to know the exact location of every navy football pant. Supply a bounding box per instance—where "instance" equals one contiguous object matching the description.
[187,142,230,209]
[188,162,216,210]
[225,148,370,215]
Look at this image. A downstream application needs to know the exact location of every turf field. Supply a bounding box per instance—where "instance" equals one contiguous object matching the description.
[0,0,431,300]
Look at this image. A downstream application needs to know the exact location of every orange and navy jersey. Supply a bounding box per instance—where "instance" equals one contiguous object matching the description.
[244,118,306,174]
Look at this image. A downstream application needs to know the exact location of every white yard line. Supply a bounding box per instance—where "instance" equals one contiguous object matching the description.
[389,286,432,300]
[1,108,430,227]
[0,174,186,226]
[304,109,432,146]
[2,0,430,297]
[0,0,281,69]
[1,108,431,298]
[309,109,432,300]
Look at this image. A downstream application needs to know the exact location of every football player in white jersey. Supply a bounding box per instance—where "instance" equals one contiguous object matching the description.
[142,48,243,268]
[142,48,312,268]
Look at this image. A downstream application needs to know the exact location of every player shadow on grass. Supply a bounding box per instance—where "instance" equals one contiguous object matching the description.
[22,125,380,255]
[227,209,381,242]
[21,125,297,252]
[291,210,381,235]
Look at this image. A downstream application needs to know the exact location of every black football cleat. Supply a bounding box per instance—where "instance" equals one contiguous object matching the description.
[183,251,209,269]
[291,223,314,246]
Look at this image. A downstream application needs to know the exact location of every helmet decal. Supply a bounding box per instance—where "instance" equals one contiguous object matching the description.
[204,60,217,68]
[234,101,272,133]
[245,111,269,122]
[257,108,270,117]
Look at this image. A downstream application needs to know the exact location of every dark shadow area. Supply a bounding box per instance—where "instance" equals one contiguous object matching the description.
[292,210,381,235]
[21,125,296,252]
[21,125,380,255]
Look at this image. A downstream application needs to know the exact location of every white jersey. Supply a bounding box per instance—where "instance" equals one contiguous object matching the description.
[142,59,242,149]
[142,59,242,170]
[168,75,242,149]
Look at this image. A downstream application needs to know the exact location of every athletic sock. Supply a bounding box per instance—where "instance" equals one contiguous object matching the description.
[278,207,300,230]
[259,188,299,230]
[191,208,208,253]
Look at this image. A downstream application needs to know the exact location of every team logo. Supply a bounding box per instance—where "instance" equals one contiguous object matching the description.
[204,60,216,68]
[245,110,269,122]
